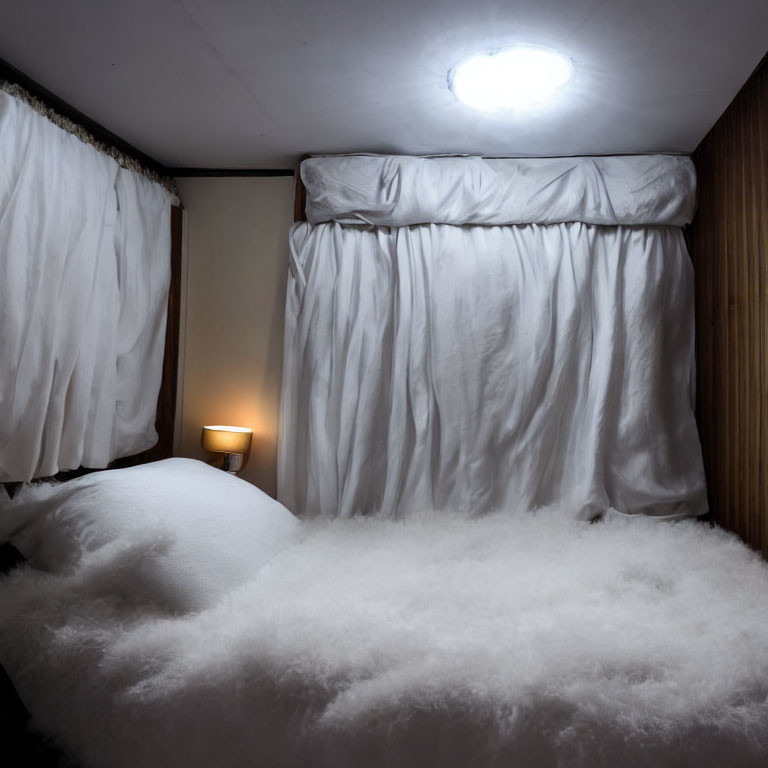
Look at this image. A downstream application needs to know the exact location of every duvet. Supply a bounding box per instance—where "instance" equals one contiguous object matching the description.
[1,464,768,768]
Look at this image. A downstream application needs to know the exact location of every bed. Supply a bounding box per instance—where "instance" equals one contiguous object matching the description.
[2,141,766,766]
[1,458,768,768]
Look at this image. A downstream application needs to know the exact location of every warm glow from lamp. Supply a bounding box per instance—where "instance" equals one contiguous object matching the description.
[201,425,253,473]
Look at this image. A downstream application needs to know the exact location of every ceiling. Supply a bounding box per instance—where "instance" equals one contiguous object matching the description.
[1,0,767,169]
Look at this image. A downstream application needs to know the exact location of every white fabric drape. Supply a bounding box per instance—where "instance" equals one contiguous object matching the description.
[278,155,706,520]
[113,169,172,458]
[0,91,172,481]
[302,154,697,227]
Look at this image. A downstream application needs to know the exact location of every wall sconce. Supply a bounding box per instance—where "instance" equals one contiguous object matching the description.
[201,425,253,474]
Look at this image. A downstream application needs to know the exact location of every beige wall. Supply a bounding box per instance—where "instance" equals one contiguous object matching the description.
[175,176,294,497]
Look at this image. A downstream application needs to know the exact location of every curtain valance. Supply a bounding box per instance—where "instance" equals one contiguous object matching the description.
[302,154,696,228]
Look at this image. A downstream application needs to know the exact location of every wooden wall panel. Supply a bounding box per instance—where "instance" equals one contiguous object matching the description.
[688,53,768,557]
[294,155,309,222]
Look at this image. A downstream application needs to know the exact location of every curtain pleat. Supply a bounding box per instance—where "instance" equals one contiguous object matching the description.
[278,221,706,520]
[113,169,172,459]
[0,91,172,481]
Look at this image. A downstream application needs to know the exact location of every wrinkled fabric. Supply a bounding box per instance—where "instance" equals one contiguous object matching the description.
[113,169,172,459]
[278,221,706,520]
[302,154,696,228]
[0,91,172,481]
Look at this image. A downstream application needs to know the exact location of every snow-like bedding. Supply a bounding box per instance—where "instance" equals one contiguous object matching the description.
[0,459,300,612]
[2,507,768,768]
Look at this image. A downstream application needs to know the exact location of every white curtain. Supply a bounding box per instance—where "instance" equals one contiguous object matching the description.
[113,169,173,458]
[0,91,173,481]
[278,155,707,520]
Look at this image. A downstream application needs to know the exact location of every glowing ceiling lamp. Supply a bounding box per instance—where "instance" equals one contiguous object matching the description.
[450,47,573,111]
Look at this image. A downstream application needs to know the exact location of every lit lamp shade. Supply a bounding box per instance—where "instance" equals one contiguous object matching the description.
[201,425,252,474]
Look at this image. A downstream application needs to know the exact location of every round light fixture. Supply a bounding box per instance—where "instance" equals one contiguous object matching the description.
[450,47,573,111]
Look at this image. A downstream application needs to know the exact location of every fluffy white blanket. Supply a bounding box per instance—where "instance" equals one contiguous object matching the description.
[1,511,768,768]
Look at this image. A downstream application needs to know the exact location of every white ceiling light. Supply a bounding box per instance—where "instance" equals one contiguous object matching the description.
[450,47,573,111]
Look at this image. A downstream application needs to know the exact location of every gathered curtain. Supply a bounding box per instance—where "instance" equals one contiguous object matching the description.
[0,90,173,481]
[278,155,706,520]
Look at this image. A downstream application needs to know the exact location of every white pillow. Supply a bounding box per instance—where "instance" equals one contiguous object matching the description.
[0,458,299,612]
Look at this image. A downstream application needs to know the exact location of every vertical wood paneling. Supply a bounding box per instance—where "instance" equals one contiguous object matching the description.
[688,53,768,557]
[294,156,308,222]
